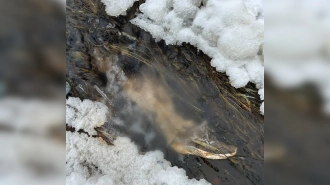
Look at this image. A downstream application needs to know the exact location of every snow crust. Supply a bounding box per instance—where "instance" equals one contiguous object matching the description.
[66,97,211,185]
[102,0,265,114]
[66,97,109,135]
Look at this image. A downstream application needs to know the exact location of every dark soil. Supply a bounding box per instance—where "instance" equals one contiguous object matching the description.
[66,0,264,184]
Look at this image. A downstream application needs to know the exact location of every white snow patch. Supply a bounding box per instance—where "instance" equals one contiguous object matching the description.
[66,132,210,185]
[66,98,211,185]
[0,97,64,134]
[102,0,264,114]
[259,89,264,115]
[66,97,109,135]
[266,0,330,115]
[260,102,264,115]
[101,0,138,16]
[0,98,65,185]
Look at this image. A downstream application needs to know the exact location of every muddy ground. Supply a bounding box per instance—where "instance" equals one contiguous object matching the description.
[66,0,264,184]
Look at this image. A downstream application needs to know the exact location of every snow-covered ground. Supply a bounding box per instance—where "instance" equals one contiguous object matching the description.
[66,97,109,135]
[66,97,211,185]
[0,98,65,185]
[101,0,264,114]
[65,58,213,184]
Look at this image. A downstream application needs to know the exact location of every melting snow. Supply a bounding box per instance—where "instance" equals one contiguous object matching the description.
[101,0,265,114]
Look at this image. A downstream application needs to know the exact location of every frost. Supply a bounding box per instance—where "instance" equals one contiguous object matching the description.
[101,0,138,16]
[102,0,265,114]
[0,98,64,134]
[266,0,330,115]
[66,132,210,185]
[0,98,65,185]
[66,98,211,185]
[66,97,109,135]
[218,23,263,60]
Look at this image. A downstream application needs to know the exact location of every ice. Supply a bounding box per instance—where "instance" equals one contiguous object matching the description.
[102,0,265,114]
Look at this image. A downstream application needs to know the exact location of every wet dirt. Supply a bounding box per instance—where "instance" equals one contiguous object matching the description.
[66,0,264,184]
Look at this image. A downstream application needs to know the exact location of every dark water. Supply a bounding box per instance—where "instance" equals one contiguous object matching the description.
[66,0,264,184]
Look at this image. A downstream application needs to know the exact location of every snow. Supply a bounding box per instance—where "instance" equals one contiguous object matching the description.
[258,89,264,114]
[66,98,211,185]
[218,23,263,60]
[101,0,138,16]
[66,132,210,185]
[139,0,168,23]
[0,98,64,134]
[0,133,65,185]
[0,98,65,185]
[266,0,330,115]
[66,97,109,135]
[102,0,265,114]
[260,102,264,115]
